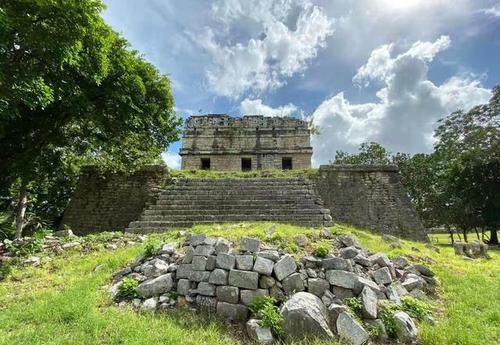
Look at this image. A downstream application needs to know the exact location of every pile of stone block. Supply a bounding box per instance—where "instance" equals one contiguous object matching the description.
[111,232,436,344]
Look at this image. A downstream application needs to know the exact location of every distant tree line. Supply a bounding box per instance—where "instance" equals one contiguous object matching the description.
[0,0,182,239]
[334,87,500,244]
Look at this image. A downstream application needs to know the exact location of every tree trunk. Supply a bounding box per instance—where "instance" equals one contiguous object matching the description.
[462,229,468,243]
[490,229,499,245]
[14,181,28,240]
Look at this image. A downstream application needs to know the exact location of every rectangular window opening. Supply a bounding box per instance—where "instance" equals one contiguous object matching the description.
[201,158,211,170]
[241,158,252,171]
[282,157,292,170]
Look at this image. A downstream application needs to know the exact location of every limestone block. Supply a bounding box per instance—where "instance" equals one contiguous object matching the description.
[274,255,297,281]
[236,255,254,270]
[240,289,269,306]
[282,273,305,295]
[216,253,236,270]
[322,257,352,271]
[253,256,274,276]
[216,302,249,322]
[240,237,261,253]
[229,269,259,290]
[137,273,173,298]
[209,269,228,285]
[192,256,207,271]
[216,286,239,304]
[308,278,330,297]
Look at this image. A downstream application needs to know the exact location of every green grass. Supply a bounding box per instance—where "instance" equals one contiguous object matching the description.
[0,222,498,345]
[168,168,319,180]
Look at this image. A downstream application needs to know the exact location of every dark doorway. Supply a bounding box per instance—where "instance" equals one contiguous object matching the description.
[282,157,292,170]
[241,158,252,171]
[201,158,211,170]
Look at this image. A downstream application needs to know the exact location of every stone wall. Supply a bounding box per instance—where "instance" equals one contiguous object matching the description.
[314,165,427,241]
[180,114,312,170]
[60,166,168,235]
[181,152,311,170]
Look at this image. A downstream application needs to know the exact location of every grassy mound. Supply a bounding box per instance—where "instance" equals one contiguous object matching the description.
[0,223,498,345]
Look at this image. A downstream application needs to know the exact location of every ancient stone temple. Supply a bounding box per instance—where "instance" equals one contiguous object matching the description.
[179,114,312,171]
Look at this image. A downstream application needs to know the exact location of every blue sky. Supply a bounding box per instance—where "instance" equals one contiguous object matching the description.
[101,0,500,167]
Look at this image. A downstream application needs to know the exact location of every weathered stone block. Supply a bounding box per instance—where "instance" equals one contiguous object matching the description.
[274,255,297,281]
[326,270,358,289]
[240,237,261,253]
[373,267,392,285]
[282,273,305,295]
[189,270,210,282]
[194,245,215,256]
[322,257,352,271]
[192,256,207,271]
[216,286,239,304]
[240,289,269,306]
[336,312,369,345]
[229,269,259,289]
[197,282,216,296]
[216,302,249,322]
[216,253,235,270]
[177,279,190,296]
[137,273,173,298]
[235,255,254,270]
[253,256,274,276]
[209,268,228,285]
[176,264,192,279]
[308,278,330,297]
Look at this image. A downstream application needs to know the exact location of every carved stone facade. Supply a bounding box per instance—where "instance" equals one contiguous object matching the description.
[180,114,312,171]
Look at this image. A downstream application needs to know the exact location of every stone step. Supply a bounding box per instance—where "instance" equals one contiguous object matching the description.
[129,215,330,228]
[143,208,329,216]
[127,177,332,233]
[129,214,326,223]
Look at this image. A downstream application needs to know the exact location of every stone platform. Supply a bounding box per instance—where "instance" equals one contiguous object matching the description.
[126,178,333,233]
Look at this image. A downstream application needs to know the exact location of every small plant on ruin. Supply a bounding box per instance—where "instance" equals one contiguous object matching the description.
[314,240,331,258]
[249,296,284,338]
[401,295,431,320]
[143,240,160,257]
[379,300,401,339]
[285,242,300,254]
[345,297,363,318]
[117,277,139,300]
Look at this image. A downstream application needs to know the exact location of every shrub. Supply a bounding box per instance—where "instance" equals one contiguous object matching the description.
[378,300,401,339]
[143,240,160,257]
[249,296,284,338]
[401,295,431,320]
[314,240,331,257]
[345,297,363,318]
[3,229,49,257]
[117,277,139,300]
[285,242,300,254]
[0,261,12,281]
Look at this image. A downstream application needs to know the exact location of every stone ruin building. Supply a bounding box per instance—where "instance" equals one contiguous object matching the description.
[61,114,428,242]
[180,114,312,171]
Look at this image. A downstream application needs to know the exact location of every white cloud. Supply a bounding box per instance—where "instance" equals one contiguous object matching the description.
[479,4,500,17]
[311,36,491,166]
[162,151,181,169]
[240,98,299,117]
[194,0,334,99]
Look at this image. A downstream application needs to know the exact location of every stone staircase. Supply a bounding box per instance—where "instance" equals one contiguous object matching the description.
[126,178,333,233]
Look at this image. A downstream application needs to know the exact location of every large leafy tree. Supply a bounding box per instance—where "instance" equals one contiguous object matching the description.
[0,0,182,238]
[333,142,392,165]
[434,86,500,244]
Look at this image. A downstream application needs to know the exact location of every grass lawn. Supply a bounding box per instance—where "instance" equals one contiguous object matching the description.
[0,223,498,345]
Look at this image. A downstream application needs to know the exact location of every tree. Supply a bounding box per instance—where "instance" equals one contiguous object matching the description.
[0,0,182,238]
[434,86,500,244]
[333,142,392,165]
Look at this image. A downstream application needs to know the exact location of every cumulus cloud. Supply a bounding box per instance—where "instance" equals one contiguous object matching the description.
[479,4,500,17]
[240,98,299,117]
[194,0,334,99]
[162,151,181,169]
[311,36,491,166]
